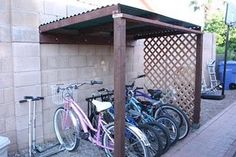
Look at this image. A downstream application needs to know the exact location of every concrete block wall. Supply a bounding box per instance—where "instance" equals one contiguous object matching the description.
[0,0,144,154]
[0,0,17,153]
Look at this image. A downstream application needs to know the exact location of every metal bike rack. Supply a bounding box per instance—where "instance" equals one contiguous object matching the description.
[19,96,65,157]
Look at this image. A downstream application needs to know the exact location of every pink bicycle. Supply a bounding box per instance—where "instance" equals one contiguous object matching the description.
[53,80,151,157]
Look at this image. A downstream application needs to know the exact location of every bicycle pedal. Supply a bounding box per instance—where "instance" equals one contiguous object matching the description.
[79,132,89,140]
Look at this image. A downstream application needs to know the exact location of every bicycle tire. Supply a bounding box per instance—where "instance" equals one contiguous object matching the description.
[102,123,150,157]
[154,104,190,140]
[155,115,180,145]
[139,123,163,157]
[53,107,80,151]
[146,121,171,154]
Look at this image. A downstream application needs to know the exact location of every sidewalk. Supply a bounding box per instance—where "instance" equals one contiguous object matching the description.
[163,100,236,157]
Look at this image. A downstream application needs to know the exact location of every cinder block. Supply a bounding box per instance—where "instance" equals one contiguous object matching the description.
[78,45,96,56]
[0,73,13,88]
[14,71,41,87]
[0,103,14,117]
[95,45,112,55]
[0,119,6,133]
[4,87,14,103]
[67,3,92,17]
[43,121,56,140]
[0,25,11,42]
[13,43,40,57]
[11,0,40,12]
[59,44,78,56]
[44,0,66,17]
[0,43,12,58]
[42,108,55,123]
[58,68,77,81]
[40,56,48,70]
[56,56,69,68]
[0,0,10,11]
[0,11,10,25]
[47,56,58,69]
[11,11,39,27]
[1,57,13,72]
[40,44,59,57]
[42,70,58,84]
[13,57,40,72]
[12,26,39,42]
[16,113,42,131]
[42,96,57,110]
[5,116,16,131]
[40,14,59,25]
[14,85,41,103]
[69,56,87,67]
[16,128,29,145]
[0,89,3,104]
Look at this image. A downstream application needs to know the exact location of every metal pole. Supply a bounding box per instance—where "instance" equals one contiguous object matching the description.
[28,100,32,157]
[32,100,36,150]
[222,25,230,96]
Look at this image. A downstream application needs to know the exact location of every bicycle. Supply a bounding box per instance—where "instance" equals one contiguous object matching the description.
[128,74,190,140]
[53,80,151,157]
[94,88,174,154]
[87,88,164,157]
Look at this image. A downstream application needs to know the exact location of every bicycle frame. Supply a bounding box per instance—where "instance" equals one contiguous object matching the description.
[127,97,156,123]
[63,98,114,150]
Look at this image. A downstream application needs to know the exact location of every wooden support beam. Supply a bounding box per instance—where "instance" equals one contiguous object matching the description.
[40,33,112,45]
[121,13,202,34]
[113,17,126,157]
[193,34,203,125]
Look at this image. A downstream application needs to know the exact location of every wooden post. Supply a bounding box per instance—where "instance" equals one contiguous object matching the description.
[113,17,126,157]
[193,34,203,125]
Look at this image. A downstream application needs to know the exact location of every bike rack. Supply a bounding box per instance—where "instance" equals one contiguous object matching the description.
[19,96,65,157]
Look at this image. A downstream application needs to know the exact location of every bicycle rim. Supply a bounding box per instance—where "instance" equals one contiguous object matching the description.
[154,105,190,140]
[155,116,179,145]
[102,123,149,157]
[53,107,80,151]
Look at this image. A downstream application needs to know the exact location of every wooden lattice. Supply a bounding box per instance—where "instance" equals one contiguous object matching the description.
[143,34,197,122]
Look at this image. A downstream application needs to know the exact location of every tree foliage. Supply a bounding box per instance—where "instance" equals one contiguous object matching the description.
[204,12,236,56]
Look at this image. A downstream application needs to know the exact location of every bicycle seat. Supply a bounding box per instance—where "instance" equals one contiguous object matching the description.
[147,89,162,100]
[92,100,112,112]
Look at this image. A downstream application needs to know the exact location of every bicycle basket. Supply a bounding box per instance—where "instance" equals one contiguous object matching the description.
[51,85,64,105]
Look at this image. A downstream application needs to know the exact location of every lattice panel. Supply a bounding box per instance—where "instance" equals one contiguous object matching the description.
[143,34,197,122]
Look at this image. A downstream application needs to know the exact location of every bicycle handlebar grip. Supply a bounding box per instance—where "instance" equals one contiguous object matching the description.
[37,96,44,100]
[19,100,27,103]
[137,74,146,78]
[24,96,34,100]
[91,80,103,85]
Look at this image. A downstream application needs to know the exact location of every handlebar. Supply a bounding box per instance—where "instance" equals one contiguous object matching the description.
[56,80,103,93]
[19,96,44,103]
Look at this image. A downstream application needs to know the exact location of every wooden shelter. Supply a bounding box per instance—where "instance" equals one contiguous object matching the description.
[39,4,203,157]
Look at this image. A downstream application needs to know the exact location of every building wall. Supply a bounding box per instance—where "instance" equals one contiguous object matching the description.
[0,0,17,153]
[202,33,216,87]
[0,0,213,154]
[0,0,145,154]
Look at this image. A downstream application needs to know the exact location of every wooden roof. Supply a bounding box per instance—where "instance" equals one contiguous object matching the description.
[39,4,202,44]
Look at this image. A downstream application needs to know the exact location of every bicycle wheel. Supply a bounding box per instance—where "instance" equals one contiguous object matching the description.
[102,123,150,157]
[53,107,80,151]
[155,115,179,145]
[139,124,163,156]
[147,121,171,153]
[154,104,190,140]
